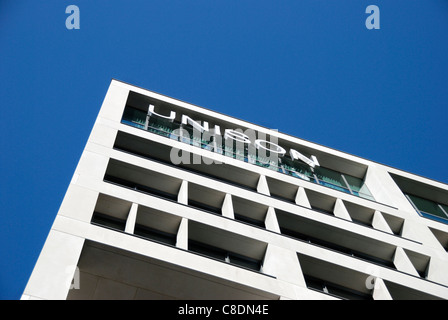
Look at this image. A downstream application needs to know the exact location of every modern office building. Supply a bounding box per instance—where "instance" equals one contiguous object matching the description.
[22,79,448,300]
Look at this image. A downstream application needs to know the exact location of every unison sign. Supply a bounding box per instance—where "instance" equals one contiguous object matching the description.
[148,104,320,170]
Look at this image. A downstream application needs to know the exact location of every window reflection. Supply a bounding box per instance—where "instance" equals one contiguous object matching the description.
[121,106,374,201]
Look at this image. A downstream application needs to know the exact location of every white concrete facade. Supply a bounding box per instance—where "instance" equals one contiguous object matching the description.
[21,79,448,300]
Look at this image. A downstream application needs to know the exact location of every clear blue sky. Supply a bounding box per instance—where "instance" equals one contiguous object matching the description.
[1,1,447,300]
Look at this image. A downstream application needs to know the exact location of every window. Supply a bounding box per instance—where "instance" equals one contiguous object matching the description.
[104,174,178,201]
[298,253,374,300]
[188,240,262,271]
[120,105,375,201]
[406,194,448,223]
[234,213,266,228]
[280,226,395,269]
[147,116,176,138]
[103,159,182,202]
[281,156,315,181]
[122,107,146,129]
[134,224,176,246]
[304,275,372,300]
[91,212,126,232]
[313,167,375,201]
[315,167,351,194]
[187,183,225,215]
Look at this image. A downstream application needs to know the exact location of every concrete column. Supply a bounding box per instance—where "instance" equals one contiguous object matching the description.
[265,207,280,233]
[57,184,99,222]
[333,198,352,221]
[177,180,188,205]
[21,230,85,300]
[176,218,188,250]
[86,124,118,150]
[97,82,130,121]
[393,247,420,277]
[372,210,393,234]
[372,278,393,300]
[124,203,138,234]
[261,244,306,287]
[257,175,270,196]
[295,186,311,208]
[221,193,234,219]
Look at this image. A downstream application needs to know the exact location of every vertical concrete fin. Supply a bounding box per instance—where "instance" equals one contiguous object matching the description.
[393,247,420,277]
[177,180,188,205]
[221,194,234,219]
[257,175,270,196]
[176,218,188,250]
[372,210,393,234]
[265,207,280,233]
[372,278,393,300]
[333,198,352,221]
[125,202,138,234]
[295,186,311,208]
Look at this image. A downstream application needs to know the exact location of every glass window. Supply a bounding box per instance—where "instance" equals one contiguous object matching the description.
[188,199,222,215]
[234,213,266,228]
[147,116,176,138]
[344,175,375,201]
[122,107,146,128]
[134,225,176,246]
[440,204,448,216]
[120,106,376,202]
[407,194,448,221]
[281,157,314,181]
[304,276,372,300]
[188,241,261,271]
[343,175,363,193]
[189,241,227,261]
[314,167,350,194]
[228,253,261,271]
[91,212,126,231]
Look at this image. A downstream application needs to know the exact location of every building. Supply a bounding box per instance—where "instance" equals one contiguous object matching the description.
[21,79,448,300]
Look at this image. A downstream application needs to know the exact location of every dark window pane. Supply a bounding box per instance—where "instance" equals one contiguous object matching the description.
[120,106,376,202]
[314,167,350,193]
[234,214,265,228]
[281,157,314,181]
[122,107,146,128]
[189,199,221,215]
[147,116,176,137]
[189,241,227,261]
[344,175,375,200]
[408,194,447,220]
[228,253,261,271]
[134,225,176,246]
[91,212,126,231]
[440,204,448,216]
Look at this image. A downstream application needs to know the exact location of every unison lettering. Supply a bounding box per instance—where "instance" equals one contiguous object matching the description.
[148,104,319,168]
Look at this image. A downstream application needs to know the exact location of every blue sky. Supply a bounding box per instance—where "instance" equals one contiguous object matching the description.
[1,1,447,300]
